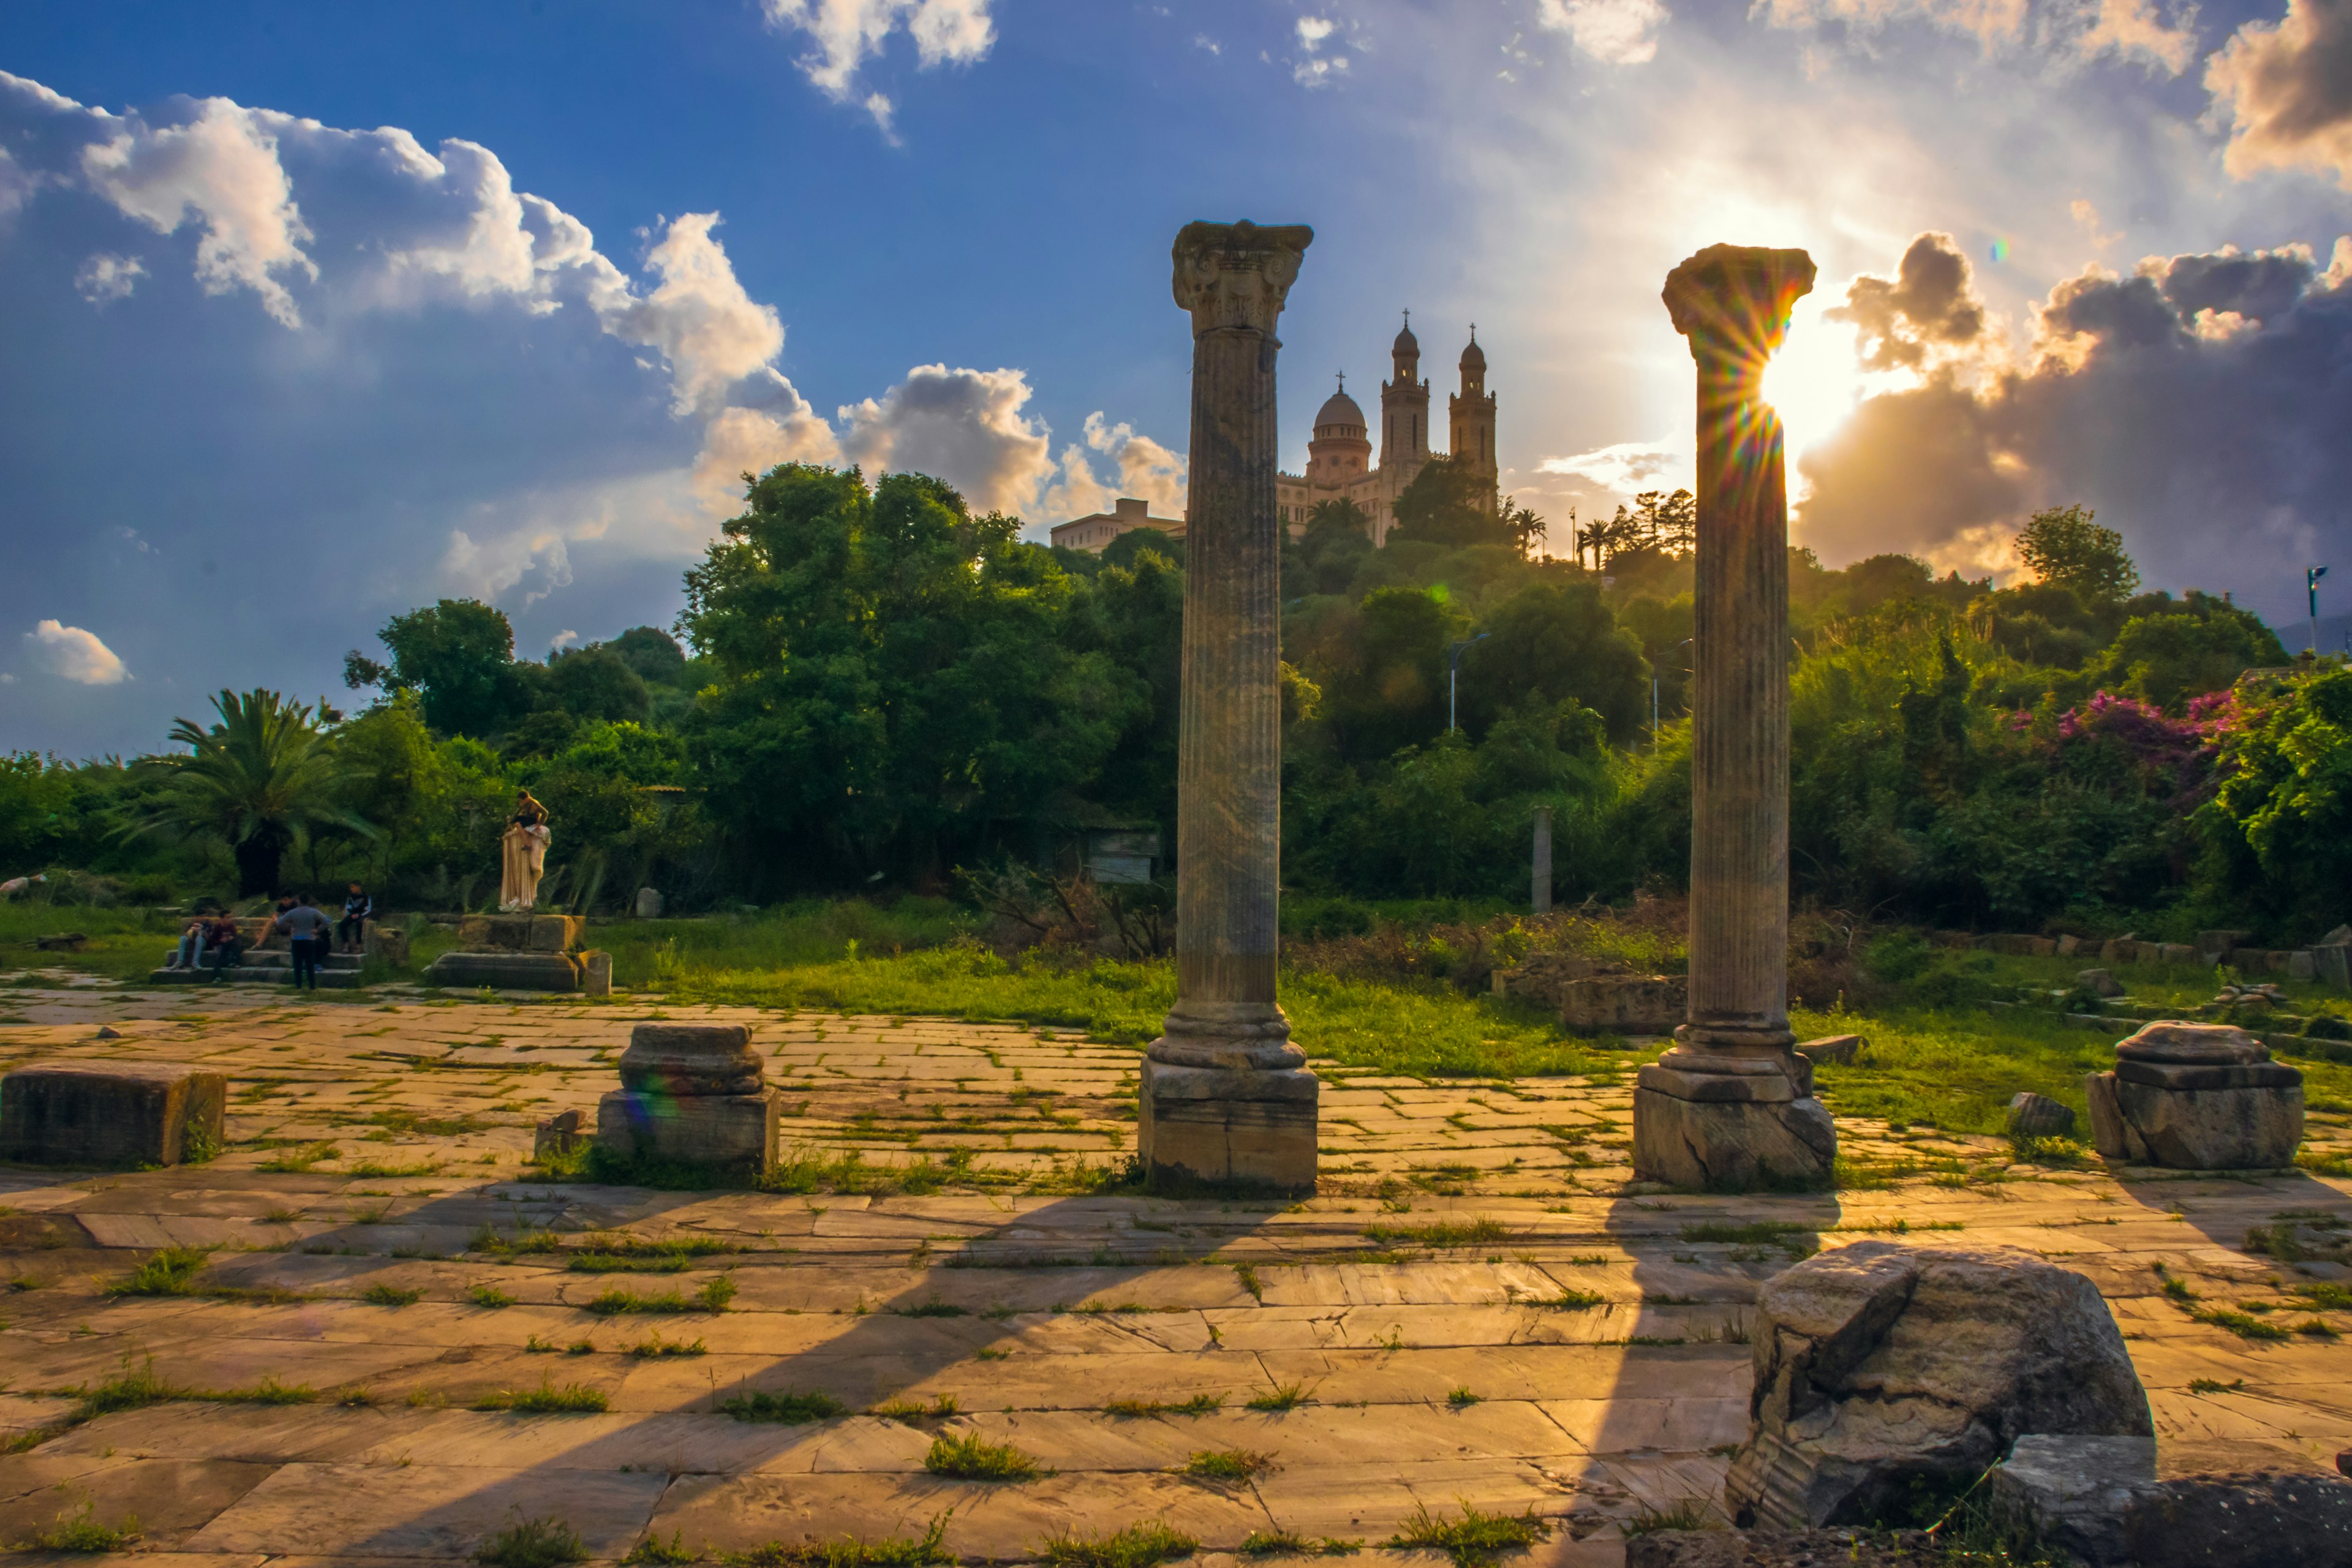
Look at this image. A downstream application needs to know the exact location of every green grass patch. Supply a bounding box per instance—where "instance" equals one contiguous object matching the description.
[208,1376,315,1404]
[725,1515,953,1568]
[477,1379,609,1414]
[1360,1219,1507,1250]
[18,1502,140,1553]
[476,1517,589,1568]
[1446,1387,1481,1408]
[2195,1308,2291,1341]
[622,1532,698,1566]
[1105,1393,1223,1417]
[1182,1447,1271,1480]
[363,1283,425,1306]
[469,1283,517,1308]
[585,1278,736,1315]
[922,1431,1039,1480]
[1238,1531,1359,1558]
[1037,1521,1197,1568]
[628,1332,707,1358]
[1542,1288,1607,1310]
[1620,1499,1718,1537]
[258,1142,340,1174]
[720,1388,847,1424]
[1245,1382,1306,1411]
[105,1245,212,1297]
[1385,1503,1548,1567]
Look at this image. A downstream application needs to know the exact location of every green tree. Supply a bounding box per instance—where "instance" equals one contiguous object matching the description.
[2198,668,2352,933]
[609,627,689,687]
[544,645,652,725]
[1458,581,1651,744]
[680,464,1144,888]
[2017,504,2139,604]
[126,690,370,895]
[2086,594,2288,711]
[372,599,532,737]
[1316,587,1457,762]
[1388,456,1513,549]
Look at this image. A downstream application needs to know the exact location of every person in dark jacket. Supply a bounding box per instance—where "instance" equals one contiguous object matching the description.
[338,882,374,955]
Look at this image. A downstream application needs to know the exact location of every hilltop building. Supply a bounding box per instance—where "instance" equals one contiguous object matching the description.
[1276,315,1497,546]
[1049,496,1186,554]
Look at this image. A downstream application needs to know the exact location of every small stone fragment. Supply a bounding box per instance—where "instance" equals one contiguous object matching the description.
[1795,1033,1861,1066]
[2077,968,2124,998]
[2008,1091,2076,1140]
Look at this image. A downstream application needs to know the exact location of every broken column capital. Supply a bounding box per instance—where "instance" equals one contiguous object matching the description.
[1662,244,1817,375]
[1172,221,1314,338]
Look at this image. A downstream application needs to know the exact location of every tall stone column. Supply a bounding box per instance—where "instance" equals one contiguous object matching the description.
[1632,244,1837,1192]
[1138,220,1320,1193]
[1531,805,1553,914]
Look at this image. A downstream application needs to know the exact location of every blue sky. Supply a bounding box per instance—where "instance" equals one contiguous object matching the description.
[4,0,2351,756]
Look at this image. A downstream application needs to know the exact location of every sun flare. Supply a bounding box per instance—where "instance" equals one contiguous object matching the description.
[1760,297,1867,465]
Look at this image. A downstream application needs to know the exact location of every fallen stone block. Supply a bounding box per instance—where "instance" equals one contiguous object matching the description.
[1561,973,1686,1035]
[363,924,410,967]
[1794,1034,1861,1066]
[2076,967,2124,998]
[533,1108,584,1161]
[2084,1020,2302,1169]
[2290,949,2318,981]
[1992,1434,2352,1568]
[580,949,611,997]
[2007,1091,2075,1140]
[1724,1242,2150,1531]
[0,1061,227,1167]
[2316,943,2351,990]
[597,1087,778,1170]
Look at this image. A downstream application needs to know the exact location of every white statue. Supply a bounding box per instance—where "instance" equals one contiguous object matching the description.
[499,792,551,912]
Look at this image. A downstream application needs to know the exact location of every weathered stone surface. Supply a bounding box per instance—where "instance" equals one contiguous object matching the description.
[597,1087,777,1170]
[1992,1434,2352,1568]
[2007,1091,2075,1139]
[1793,1034,1860,1066]
[1724,1243,2150,1531]
[2316,943,2351,989]
[1631,1086,1833,1192]
[2195,929,2251,963]
[1139,1059,1316,1191]
[533,1107,584,1160]
[1627,1530,1943,1567]
[635,886,665,919]
[2290,948,2318,981]
[579,949,611,998]
[617,1024,763,1097]
[2086,1019,2304,1167]
[0,1060,225,1167]
[452,914,582,953]
[2077,967,2124,997]
[423,951,581,990]
[1561,974,1686,1035]
[362,924,410,967]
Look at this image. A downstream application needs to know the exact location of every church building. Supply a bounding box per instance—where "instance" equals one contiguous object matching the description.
[1276,315,1497,547]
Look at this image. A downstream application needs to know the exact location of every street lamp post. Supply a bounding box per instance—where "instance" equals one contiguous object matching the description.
[2310,565,2329,657]
[1448,633,1490,733]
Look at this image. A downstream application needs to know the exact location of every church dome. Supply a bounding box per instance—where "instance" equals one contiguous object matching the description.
[1314,386,1366,432]
[1460,333,1486,372]
[1393,316,1419,355]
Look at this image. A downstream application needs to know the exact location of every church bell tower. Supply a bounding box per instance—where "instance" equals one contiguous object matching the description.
[1448,327,1498,511]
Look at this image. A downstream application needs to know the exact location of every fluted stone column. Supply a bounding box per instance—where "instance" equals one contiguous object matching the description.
[1632,244,1836,1192]
[1138,220,1319,1193]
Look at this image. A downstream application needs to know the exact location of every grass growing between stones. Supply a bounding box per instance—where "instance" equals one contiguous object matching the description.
[719,1388,846,1423]
[585,1277,737,1314]
[621,1532,698,1566]
[17,1503,140,1553]
[477,1379,609,1413]
[104,1245,212,1296]
[727,1512,953,1568]
[1385,1503,1548,1567]
[1181,1447,1271,1480]
[922,1431,1039,1480]
[1036,1521,1197,1568]
[1239,1531,1360,1557]
[476,1517,589,1568]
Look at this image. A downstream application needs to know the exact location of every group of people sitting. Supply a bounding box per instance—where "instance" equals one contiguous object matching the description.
[162,883,375,988]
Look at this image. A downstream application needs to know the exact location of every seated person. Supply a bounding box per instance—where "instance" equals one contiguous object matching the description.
[204,913,246,975]
[164,916,209,971]
[338,881,373,955]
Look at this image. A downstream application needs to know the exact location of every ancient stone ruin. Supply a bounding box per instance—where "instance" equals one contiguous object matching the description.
[1631,243,1835,1193]
[423,913,611,995]
[2086,1019,2304,1169]
[0,1060,226,1167]
[596,1022,777,1175]
[1137,219,1320,1193]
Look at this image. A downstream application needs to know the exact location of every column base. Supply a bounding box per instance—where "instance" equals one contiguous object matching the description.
[1139,1059,1318,1193]
[1632,1079,1836,1192]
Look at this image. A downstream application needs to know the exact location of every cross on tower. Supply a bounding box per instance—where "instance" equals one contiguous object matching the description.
[1336,371,1346,393]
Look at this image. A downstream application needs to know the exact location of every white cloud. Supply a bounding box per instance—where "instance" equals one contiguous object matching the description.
[1752,0,2196,72]
[690,385,845,517]
[1537,0,1670,64]
[840,364,1056,515]
[74,252,145,304]
[1537,434,1692,491]
[550,629,581,651]
[2207,0,2352,189]
[1294,15,1353,84]
[80,96,317,327]
[25,620,127,685]
[1042,411,1189,522]
[761,0,996,119]
[2079,0,2199,73]
[594,213,784,415]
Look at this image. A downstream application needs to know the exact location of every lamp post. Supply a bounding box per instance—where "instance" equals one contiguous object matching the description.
[1653,637,1694,747]
[2310,566,2329,657]
[1448,633,1490,733]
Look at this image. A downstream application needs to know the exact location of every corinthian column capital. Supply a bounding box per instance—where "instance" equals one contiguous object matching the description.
[1662,244,1817,372]
[1172,221,1314,337]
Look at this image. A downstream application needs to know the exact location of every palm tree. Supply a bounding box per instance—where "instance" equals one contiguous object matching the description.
[125,690,372,895]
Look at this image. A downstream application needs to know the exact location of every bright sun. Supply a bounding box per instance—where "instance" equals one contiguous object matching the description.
[1759,297,1867,466]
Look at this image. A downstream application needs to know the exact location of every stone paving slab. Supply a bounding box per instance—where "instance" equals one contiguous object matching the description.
[0,987,2346,1562]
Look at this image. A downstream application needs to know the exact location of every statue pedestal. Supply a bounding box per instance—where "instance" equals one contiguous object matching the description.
[425,914,609,995]
[1632,1047,1835,1191]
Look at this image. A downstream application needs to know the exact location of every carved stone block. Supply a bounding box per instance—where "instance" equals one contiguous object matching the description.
[1139,1060,1317,1192]
[0,1061,226,1167]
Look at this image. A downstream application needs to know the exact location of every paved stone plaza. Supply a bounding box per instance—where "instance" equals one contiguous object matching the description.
[0,983,2346,1565]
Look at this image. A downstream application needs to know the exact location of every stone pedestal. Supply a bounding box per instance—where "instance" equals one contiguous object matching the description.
[1632,244,1833,1191]
[1137,219,1319,1194]
[2086,1021,2302,1169]
[0,1061,226,1167]
[595,1023,777,1174]
[1561,974,1686,1036]
[425,913,605,993]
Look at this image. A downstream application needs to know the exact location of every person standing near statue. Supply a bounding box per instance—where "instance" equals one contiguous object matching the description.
[500,791,551,912]
[277,895,333,990]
